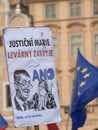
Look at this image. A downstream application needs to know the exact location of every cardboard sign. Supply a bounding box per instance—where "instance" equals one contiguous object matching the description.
[3,27,61,127]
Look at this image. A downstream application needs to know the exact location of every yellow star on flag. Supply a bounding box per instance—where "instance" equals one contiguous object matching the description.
[81,68,88,73]
[79,81,86,87]
[83,73,90,79]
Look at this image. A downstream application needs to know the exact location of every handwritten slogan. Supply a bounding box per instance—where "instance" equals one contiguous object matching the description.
[8,38,53,58]
[3,27,61,127]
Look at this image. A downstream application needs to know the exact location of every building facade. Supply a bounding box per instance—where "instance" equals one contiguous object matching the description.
[0,0,98,130]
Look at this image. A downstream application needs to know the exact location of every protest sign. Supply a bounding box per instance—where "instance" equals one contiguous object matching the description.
[3,27,61,127]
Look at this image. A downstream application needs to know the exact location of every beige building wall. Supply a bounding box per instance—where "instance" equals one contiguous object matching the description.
[0,0,98,130]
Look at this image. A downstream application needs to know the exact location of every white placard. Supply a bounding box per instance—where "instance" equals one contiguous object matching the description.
[3,27,61,127]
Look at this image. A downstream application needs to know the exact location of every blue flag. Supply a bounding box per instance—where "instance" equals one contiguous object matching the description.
[0,114,8,129]
[70,50,98,130]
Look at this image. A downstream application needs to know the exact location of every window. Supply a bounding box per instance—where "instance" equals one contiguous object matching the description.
[93,0,98,15]
[72,79,76,88]
[6,84,12,107]
[69,1,81,18]
[70,35,82,57]
[3,82,12,110]
[94,34,98,55]
[72,79,76,93]
[45,3,56,19]
[70,79,75,99]
[64,106,70,114]
[96,98,98,104]
[0,36,2,46]
[53,36,58,58]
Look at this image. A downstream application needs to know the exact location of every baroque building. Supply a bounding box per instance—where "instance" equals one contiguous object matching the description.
[0,0,98,130]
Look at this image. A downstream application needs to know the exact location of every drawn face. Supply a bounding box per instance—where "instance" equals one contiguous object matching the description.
[39,81,47,96]
[17,74,32,99]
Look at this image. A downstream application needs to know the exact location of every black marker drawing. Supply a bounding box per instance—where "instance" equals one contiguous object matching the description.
[32,79,57,110]
[14,70,33,111]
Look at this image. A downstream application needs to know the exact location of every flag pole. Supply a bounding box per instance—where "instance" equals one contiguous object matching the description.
[66,48,79,130]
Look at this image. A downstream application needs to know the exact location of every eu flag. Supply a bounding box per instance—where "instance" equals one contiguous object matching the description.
[0,114,8,130]
[70,50,98,130]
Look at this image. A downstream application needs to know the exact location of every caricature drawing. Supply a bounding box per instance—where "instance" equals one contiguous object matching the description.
[32,79,57,110]
[14,70,33,111]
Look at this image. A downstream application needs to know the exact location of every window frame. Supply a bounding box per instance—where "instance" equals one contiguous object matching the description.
[52,36,58,59]
[69,0,82,18]
[44,2,57,20]
[93,0,98,16]
[96,98,98,104]
[3,82,12,111]
[0,35,3,46]
[70,34,83,57]
[93,33,98,56]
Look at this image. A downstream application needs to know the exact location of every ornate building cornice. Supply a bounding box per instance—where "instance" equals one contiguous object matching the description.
[91,20,98,27]
[67,22,86,28]
[27,0,69,3]
[44,24,61,29]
